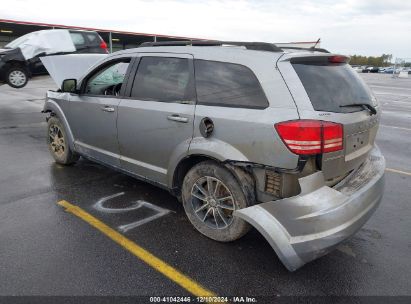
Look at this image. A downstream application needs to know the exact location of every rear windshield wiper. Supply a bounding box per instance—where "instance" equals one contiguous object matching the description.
[340,103,377,115]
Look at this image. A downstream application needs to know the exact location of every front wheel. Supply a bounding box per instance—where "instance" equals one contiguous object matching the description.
[47,116,79,165]
[6,66,29,88]
[182,161,251,242]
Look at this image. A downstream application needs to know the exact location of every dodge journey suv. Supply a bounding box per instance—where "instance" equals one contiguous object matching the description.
[43,41,385,271]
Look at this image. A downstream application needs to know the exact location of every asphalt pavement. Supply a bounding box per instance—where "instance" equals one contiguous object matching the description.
[0,74,410,301]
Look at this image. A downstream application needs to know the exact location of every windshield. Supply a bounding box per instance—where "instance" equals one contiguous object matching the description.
[5,32,34,49]
[293,63,377,113]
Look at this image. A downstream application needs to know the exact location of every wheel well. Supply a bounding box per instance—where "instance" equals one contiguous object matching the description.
[43,110,56,121]
[172,155,217,191]
[172,155,257,205]
[3,61,29,78]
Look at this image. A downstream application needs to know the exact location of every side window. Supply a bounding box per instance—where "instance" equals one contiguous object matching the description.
[194,60,269,109]
[131,57,192,102]
[70,32,86,46]
[84,59,131,96]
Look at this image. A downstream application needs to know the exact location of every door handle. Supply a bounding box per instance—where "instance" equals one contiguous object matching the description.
[101,106,115,113]
[167,114,189,123]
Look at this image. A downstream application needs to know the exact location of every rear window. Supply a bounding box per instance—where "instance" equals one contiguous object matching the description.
[70,32,86,46]
[86,33,98,43]
[194,60,268,109]
[292,63,376,113]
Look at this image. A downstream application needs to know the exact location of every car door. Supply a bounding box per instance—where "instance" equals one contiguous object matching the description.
[28,54,47,75]
[117,53,196,186]
[68,57,133,167]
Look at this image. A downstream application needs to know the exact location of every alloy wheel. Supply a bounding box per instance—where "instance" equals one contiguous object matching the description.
[191,176,236,229]
[49,124,65,157]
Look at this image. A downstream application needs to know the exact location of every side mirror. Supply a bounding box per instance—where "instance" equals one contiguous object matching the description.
[61,79,77,93]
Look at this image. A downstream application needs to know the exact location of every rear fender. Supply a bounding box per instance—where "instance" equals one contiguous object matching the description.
[167,137,249,189]
[188,137,249,163]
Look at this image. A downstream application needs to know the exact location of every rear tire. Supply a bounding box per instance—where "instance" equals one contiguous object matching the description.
[6,65,29,88]
[47,116,79,165]
[182,161,251,242]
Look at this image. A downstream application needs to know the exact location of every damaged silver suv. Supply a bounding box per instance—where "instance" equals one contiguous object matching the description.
[43,41,385,271]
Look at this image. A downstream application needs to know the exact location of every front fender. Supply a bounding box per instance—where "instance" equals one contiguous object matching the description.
[43,95,75,150]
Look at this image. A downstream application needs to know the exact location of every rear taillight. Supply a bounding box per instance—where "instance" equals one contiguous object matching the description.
[322,121,344,152]
[328,55,349,63]
[275,120,343,155]
[100,39,108,52]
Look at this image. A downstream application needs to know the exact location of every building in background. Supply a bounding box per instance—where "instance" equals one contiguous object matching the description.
[0,19,321,52]
[0,19,194,52]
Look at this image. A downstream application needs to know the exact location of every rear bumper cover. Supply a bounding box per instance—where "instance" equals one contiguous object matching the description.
[235,145,385,271]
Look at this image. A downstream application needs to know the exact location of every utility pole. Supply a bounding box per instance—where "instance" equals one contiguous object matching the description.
[109,32,113,53]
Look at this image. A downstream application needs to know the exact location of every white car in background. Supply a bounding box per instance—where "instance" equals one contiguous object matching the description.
[351,65,363,72]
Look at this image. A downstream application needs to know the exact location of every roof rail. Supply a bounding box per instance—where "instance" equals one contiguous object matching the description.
[139,40,283,52]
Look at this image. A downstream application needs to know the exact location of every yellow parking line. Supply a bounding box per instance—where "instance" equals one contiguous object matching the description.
[57,200,216,298]
[385,168,411,177]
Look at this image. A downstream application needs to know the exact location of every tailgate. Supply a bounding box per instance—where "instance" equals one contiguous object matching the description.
[277,53,380,183]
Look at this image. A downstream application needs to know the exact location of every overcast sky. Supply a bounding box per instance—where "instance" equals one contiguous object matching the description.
[2,0,411,58]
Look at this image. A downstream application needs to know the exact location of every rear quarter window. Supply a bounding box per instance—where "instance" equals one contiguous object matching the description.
[292,63,376,113]
[194,60,268,109]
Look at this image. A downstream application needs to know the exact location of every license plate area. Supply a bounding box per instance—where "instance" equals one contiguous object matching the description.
[346,130,370,154]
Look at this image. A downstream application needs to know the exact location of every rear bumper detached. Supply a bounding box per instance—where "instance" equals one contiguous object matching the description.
[234,146,385,271]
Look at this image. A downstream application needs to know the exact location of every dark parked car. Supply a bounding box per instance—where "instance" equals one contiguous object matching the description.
[0,29,108,88]
[362,66,379,73]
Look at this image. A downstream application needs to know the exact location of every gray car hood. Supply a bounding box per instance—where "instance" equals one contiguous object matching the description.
[41,54,106,88]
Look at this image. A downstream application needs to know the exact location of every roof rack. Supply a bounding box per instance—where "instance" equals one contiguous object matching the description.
[139,40,330,53]
[139,40,283,52]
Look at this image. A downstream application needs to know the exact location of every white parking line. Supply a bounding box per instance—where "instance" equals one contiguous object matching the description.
[381,104,411,110]
[375,92,411,98]
[379,110,411,117]
[380,124,411,132]
[386,168,411,177]
[381,100,411,105]
[370,84,411,91]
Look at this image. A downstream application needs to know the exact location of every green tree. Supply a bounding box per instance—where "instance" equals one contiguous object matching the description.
[349,54,392,67]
